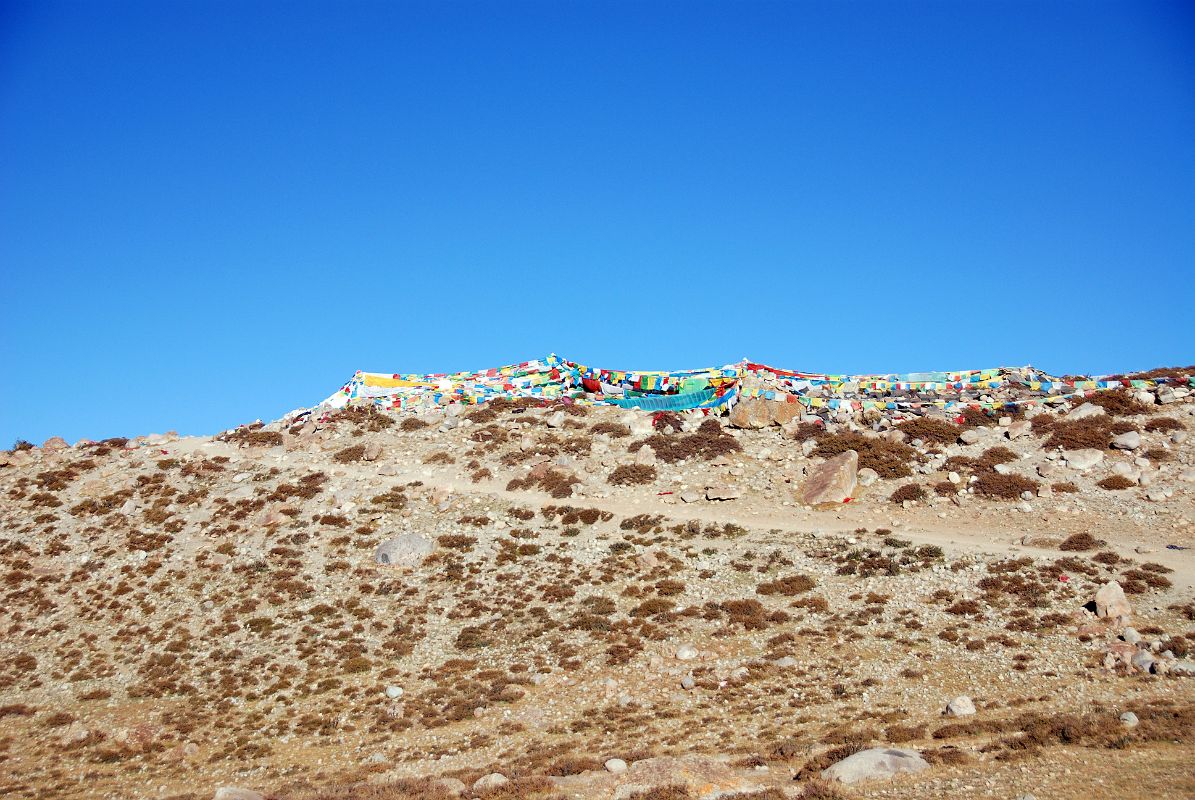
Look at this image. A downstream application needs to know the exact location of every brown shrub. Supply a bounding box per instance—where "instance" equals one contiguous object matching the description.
[1058,533,1101,551]
[608,465,657,486]
[1044,417,1116,450]
[1073,390,1152,416]
[1097,475,1135,491]
[973,472,1038,500]
[896,417,962,444]
[591,421,631,438]
[399,417,429,431]
[332,444,366,463]
[627,428,740,463]
[889,483,925,504]
[1143,416,1183,432]
[1052,481,1079,493]
[815,433,915,478]
[958,407,998,428]
[933,481,956,497]
[757,575,816,596]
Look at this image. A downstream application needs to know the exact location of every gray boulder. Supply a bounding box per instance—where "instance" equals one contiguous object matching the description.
[821,747,930,784]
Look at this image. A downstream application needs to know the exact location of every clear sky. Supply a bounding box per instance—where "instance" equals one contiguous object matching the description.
[2,1,1193,446]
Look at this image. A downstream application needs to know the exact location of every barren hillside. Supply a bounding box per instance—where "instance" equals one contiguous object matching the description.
[2,386,1194,800]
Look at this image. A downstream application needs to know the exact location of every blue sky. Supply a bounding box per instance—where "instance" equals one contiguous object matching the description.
[2,0,1193,445]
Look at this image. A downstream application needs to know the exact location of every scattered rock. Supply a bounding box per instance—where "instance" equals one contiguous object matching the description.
[472,773,508,793]
[605,758,628,774]
[1069,402,1106,420]
[675,644,698,661]
[945,696,976,717]
[958,429,981,445]
[213,789,265,800]
[1111,431,1141,450]
[374,534,435,566]
[1064,448,1104,471]
[1119,711,1139,727]
[705,485,741,501]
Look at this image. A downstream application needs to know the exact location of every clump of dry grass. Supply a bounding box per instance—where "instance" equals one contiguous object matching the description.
[889,483,925,504]
[1143,416,1184,432]
[1097,475,1136,490]
[332,444,366,463]
[757,574,816,596]
[1059,532,1103,551]
[400,416,429,431]
[815,433,915,478]
[591,421,631,437]
[608,464,657,486]
[627,422,740,463]
[896,417,962,444]
[973,472,1038,500]
[1072,389,1152,417]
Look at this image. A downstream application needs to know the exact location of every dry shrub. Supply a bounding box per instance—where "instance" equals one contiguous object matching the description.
[757,574,816,596]
[976,446,1017,469]
[797,781,847,800]
[627,427,740,463]
[1097,475,1135,490]
[1052,481,1079,493]
[220,427,284,447]
[591,421,631,438]
[399,417,429,432]
[1044,416,1137,450]
[1058,532,1101,551]
[327,405,395,432]
[958,407,998,428]
[507,469,580,498]
[889,483,925,504]
[814,433,915,478]
[973,472,1038,500]
[1073,390,1152,416]
[623,787,692,800]
[933,481,956,497]
[652,412,685,431]
[796,738,868,780]
[608,464,657,486]
[332,444,366,463]
[1143,416,1183,432]
[896,417,962,444]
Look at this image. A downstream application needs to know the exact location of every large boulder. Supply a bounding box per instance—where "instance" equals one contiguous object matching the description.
[1094,580,1132,624]
[821,747,930,784]
[798,450,858,506]
[374,534,435,566]
[729,398,773,429]
[729,397,802,428]
[1069,402,1106,420]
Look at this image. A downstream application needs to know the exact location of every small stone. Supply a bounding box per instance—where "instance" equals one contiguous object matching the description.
[213,790,265,800]
[605,758,628,774]
[705,485,741,501]
[857,467,878,487]
[675,644,698,661]
[1069,402,1106,420]
[958,429,981,445]
[385,685,404,699]
[1064,448,1104,471]
[680,674,696,690]
[945,696,976,717]
[363,442,383,461]
[1111,431,1140,450]
[374,534,435,566]
[1131,649,1155,673]
[1121,628,1141,645]
[472,774,508,793]
[1119,711,1139,727]
[546,411,566,428]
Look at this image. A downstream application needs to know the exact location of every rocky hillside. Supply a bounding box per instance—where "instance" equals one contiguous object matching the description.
[1,387,1194,800]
